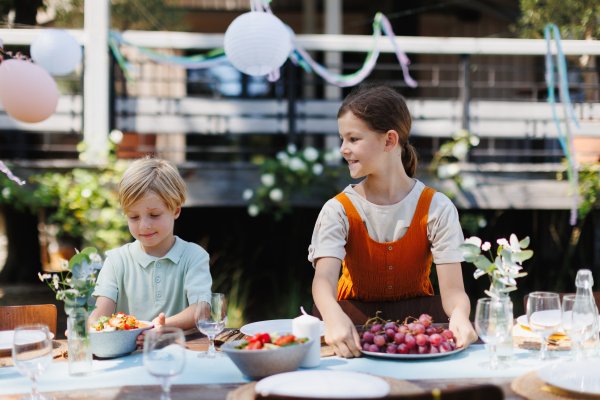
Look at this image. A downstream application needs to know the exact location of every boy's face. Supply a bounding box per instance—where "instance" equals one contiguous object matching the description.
[126,193,181,257]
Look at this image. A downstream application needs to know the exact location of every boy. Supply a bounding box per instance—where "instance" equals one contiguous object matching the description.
[91,157,211,346]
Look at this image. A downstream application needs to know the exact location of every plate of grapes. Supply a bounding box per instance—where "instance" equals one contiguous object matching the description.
[359,312,464,359]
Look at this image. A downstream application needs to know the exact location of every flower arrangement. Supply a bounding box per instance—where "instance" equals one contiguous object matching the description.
[458,234,532,298]
[244,144,345,220]
[38,247,103,315]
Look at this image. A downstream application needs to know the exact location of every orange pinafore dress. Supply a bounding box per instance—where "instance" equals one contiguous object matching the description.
[336,187,436,302]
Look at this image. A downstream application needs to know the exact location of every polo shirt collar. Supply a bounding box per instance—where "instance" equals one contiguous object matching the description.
[131,236,186,268]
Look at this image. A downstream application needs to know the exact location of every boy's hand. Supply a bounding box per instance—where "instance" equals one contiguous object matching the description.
[136,313,166,348]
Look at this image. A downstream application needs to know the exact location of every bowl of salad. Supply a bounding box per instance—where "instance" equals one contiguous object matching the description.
[221,332,312,380]
[89,312,153,358]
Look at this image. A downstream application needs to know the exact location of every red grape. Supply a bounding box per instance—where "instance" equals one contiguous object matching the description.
[440,334,447,342]
[418,345,429,354]
[386,328,395,340]
[363,331,374,344]
[442,329,454,340]
[419,314,432,328]
[368,344,379,352]
[373,334,386,347]
[409,347,418,354]
[450,341,457,350]
[429,333,442,346]
[386,344,397,354]
[429,345,440,354]
[413,324,425,335]
[407,322,416,331]
[425,327,437,335]
[394,332,405,345]
[439,342,452,353]
[398,325,409,334]
[397,343,409,354]
[415,333,428,346]
[404,335,416,349]
[384,322,397,332]
[371,324,382,334]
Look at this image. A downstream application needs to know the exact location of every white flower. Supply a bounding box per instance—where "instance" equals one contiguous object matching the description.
[260,174,275,187]
[497,238,510,248]
[289,157,307,171]
[509,234,521,253]
[481,242,491,251]
[242,189,254,200]
[38,272,44,281]
[470,135,480,146]
[451,142,469,160]
[248,204,259,217]
[269,188,283,202]
[461,175,477,191]
[53,274,59,289]
[276,151,289,164]
[43,273,51,280]
[109,129,123,144]
[312,163,324,176]
[464,236,482,248]
[303,147,319,162]
[81,188,92,198]
[60,259,69,270]
[287,143,297,154]
[1,188,10,199]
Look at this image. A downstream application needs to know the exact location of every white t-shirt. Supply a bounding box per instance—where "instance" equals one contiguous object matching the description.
[308,180,465,267]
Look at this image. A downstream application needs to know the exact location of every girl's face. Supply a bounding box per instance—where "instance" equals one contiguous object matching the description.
[126,193,180,257]
[338,112,397,179]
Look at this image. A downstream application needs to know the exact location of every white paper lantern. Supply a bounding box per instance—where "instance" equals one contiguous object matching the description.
[30,29,82,76]
[224,12,291,76]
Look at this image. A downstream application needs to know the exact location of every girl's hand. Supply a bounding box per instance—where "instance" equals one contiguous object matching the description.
[136,313,166,348]
[323,310,362,358]
[449,312,478,348]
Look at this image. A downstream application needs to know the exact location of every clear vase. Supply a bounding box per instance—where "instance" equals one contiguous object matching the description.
[67,310,93,376]
[497,299,514,361]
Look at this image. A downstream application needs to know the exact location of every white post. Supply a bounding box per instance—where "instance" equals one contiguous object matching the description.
[324,0,342,151]
[83,0,110,163]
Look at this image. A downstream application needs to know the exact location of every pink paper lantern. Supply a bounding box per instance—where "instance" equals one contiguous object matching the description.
[0,59,59,123]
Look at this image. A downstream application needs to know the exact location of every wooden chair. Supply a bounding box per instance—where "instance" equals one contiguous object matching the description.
[258,384,504,400]
[312,296,447,325]
[0,304,57,336]
[523,293,600,312]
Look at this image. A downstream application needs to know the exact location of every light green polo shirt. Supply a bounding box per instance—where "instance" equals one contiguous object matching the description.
[92,236,212,321]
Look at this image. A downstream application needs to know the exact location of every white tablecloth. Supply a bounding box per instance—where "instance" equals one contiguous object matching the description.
[0,345,558,396]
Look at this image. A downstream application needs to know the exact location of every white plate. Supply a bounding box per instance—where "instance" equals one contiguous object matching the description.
[255,371,390,398]
[0,330,55,351]
[538,360,600,394]
[241,319,326,337]
[361,345,464,360]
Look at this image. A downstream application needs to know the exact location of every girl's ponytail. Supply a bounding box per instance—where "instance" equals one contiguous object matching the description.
[402,142,418,178]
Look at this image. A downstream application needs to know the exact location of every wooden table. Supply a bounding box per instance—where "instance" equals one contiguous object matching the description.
[0,328,527,400]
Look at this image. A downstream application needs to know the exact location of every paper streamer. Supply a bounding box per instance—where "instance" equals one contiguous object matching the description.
[544,23,580,226]
[0,161,25,186]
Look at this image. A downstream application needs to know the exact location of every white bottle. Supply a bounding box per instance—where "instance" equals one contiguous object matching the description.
[575,269,599,358]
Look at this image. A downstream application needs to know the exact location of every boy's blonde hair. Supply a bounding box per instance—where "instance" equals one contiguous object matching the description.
[118,157,186,214]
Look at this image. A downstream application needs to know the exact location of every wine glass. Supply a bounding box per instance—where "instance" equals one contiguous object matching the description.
[527,292,562,360]
[143,328,186,400]
[474,297,513,370]
[195,293,227,359]
[562,295,596,360]
[12,324,53,400]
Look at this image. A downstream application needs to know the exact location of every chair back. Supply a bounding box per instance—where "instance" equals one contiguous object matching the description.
[523,293,600,312]
[312,296,447,325]
[0,304,57,335]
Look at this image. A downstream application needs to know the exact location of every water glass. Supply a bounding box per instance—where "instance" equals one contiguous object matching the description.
[12,325,53,400]
[562,295,596,360]
[143,328,186,400]
[474,297,513,369]
[527,292,562,360]
[195,293,227,358]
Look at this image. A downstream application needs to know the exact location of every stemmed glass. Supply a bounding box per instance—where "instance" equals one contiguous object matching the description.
[195,293,227,359]
[474,297,513,370]
[527,292,562,360]
[562,295,596,361]
[12,324,53,400]
[143,328,186,400]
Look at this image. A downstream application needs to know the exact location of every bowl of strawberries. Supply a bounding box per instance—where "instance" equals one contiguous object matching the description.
[89,312,153,358]
[221,332,312,379]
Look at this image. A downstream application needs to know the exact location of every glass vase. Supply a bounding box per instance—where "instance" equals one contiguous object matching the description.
[67,310,93,376]
[497,299,514,361]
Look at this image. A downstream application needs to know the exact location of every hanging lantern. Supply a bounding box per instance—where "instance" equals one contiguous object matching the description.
[0,59,59,123]
[224,11,291,76]
[30,29,82,76]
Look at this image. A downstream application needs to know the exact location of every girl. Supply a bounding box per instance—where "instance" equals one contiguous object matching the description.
[309,86,477,358]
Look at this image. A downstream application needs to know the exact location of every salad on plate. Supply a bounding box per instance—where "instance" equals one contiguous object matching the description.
[91,312,149,332]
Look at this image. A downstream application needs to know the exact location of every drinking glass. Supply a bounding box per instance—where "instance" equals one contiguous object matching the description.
[527,292,562,360]
[12,325,53,400]
[562,295,596,360]
[474,297,513,370]
[143,328,186,400]
[195,293,227,359]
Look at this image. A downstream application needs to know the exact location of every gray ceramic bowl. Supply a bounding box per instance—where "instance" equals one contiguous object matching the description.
[90,321,153,358]
[221,338,313,380]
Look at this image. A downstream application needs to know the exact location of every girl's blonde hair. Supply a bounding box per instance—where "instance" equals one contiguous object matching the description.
[118,157,187,214]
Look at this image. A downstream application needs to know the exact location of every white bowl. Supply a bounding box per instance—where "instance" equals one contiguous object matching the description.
[90,321,153,358]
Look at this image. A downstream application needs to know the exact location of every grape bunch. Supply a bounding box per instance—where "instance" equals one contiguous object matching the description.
[359,312,457,355]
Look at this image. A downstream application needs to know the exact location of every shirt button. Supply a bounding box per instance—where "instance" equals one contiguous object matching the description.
[388,285,392,289]
[155,278,161,283]
[388,246,393,250]
[156,263,161,268]
[388,265,393,270]
[156,292,161,298]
